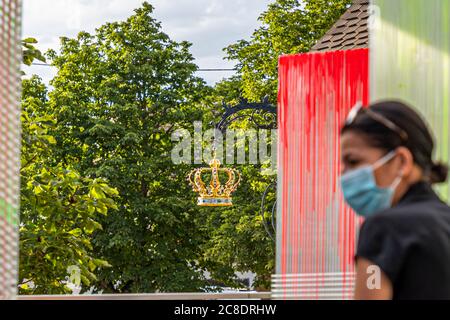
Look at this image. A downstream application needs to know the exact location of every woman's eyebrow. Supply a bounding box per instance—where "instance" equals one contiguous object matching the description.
[342,153,352,160]
[342,153,359,162]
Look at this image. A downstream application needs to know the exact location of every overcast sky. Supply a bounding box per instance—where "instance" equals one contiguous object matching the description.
[22,0,273,85]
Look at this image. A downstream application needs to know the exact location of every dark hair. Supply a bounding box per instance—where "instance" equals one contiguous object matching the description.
[341,100,448,184]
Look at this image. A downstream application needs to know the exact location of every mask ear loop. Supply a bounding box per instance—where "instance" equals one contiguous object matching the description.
[391,175,402,190]
[373,150,397,170]
[392,157,406,190]
[373,150,403,190]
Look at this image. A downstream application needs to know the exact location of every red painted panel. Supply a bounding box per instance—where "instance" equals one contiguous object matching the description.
[276,49,369,299]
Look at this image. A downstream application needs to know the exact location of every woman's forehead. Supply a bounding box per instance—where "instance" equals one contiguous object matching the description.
[340,131,369,149]
[340,132,385,160]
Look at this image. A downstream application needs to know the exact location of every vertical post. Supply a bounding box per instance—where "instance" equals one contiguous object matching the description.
[370,0,450,200]
[0,0,22,299]
[274,49,368,299]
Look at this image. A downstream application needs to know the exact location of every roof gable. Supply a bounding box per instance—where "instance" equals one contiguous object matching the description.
[311,0,369,52]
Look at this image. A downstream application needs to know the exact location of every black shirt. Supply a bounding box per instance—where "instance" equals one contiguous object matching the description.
[356,181,450,300]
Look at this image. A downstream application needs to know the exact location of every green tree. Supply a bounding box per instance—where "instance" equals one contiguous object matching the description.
[46,3,213,293]
[19,41,119,294]
[225,0,352,102]
[20,74,119,294]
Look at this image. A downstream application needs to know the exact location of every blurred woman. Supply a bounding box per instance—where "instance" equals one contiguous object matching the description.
[340,100,450,300]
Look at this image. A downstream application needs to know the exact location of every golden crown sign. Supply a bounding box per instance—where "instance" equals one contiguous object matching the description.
[188,158,241,207]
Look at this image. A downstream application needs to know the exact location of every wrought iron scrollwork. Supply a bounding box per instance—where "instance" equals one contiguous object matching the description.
[216,96,277,133]
[215,97,278,240]
[260,180,277,242]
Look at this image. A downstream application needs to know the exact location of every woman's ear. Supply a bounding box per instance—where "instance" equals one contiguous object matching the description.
[395,147,414,178]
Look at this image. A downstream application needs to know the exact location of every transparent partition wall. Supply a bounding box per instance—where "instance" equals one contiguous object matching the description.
[370,0,450,199]
[274,49,368,299]
[0,0,22,299]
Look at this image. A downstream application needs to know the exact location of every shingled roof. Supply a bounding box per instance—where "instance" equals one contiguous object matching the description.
[311,0,369,52]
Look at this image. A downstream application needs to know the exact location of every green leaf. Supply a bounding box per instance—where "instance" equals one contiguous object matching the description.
[96,203,108,215]
[80,275,90,286]
[90,186,106,199]
[43,135,57,145]
[68,228,82,237]
[88,260,97,272]
[93,259,112,268]
[23,37,38,44]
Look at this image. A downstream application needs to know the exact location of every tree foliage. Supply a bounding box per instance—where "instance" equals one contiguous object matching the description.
[20,73,118,294]
[19,0,350,293]
[225,0,352,102]
[22,37,46,67]
[45,3,213,293]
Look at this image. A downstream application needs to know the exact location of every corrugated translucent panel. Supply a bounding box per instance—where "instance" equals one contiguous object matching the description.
[274,49,368,299]
[371,0,450,199]
[0,0,22,300]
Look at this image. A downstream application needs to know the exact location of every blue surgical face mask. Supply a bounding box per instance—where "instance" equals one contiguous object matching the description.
[340,151,402,217]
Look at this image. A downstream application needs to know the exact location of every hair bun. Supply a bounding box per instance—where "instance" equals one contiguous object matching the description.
[430,162,449,184]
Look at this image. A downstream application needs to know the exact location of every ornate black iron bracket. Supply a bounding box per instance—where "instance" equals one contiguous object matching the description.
[216,96,277,133]
[260,180,277,242]
[215,97,277,241]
